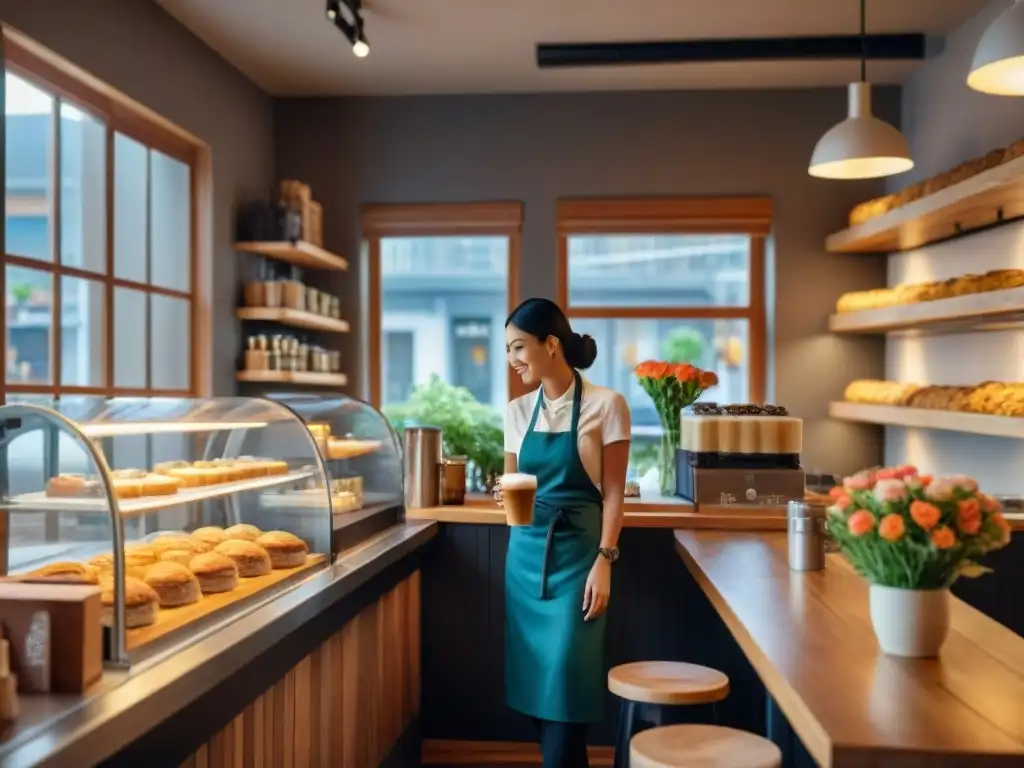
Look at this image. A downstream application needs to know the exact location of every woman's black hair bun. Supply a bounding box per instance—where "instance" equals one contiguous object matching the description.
[566,332,598,370]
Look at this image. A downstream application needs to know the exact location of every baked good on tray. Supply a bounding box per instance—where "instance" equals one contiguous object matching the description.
[45,474,104,498]
[143,562,201,607]
[254,531,308,569]
[189,553,239,594]
[150,535,211,556]
[191,526,229,547]
[223,523,262,542]
[25,561,100,584]
[159,549,194,567]
[141,474,180,496]
[214,540,272,577]
[843,378,1024,417]
[101,576,159,629]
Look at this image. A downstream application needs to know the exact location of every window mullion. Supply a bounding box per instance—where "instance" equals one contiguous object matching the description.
[144,149,152,390]
[104,126,114,393]
[51,94,62,388]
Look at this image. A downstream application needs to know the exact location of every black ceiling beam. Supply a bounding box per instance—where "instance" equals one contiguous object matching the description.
[536,34,926,69]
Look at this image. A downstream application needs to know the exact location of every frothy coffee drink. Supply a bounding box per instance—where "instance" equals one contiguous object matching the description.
[501,473,537,526]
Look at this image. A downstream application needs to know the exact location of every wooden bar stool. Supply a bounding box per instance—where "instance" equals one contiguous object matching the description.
[608,662,730,768]
[631,724,782,768]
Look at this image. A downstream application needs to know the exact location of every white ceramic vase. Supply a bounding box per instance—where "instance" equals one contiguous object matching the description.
[869,584,950,658]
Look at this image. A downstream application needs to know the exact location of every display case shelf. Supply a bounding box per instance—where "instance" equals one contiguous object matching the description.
[829,286,1024,335]
[2,470,316,518]
[826,154,1024,253]
[236,307,350,333]
[235,240,348,271]
[236,371,348,387]
[829,401,1024,439]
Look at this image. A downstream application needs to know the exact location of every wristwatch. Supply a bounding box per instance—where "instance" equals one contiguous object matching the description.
[598,547,620,563]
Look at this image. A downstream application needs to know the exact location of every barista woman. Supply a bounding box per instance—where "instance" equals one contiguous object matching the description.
[495,298,631,768]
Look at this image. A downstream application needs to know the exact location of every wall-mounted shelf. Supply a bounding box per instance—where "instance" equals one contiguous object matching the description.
[829,401,1024,439]
[826,154,1024,253]
[235,241,348,271]
[236,307,351,333]
[829,286,1024,335]
[236,371,348,387]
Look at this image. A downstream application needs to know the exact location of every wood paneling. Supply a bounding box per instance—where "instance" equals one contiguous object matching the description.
[422,739,614,765]
[556,197,774,235]
[177,570,421,768]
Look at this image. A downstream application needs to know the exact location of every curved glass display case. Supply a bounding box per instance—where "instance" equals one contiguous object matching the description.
[0,397,332,666]
[268,393,404,553]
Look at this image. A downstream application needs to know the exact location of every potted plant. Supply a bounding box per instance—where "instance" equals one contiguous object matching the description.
[827,465,1012,657]
[634,360,718,496]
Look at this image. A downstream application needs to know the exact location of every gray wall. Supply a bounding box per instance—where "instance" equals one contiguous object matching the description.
[0,0,275,396]
[275,88,902,475]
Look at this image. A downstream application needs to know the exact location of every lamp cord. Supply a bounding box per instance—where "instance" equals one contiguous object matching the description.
[860,0,867,82]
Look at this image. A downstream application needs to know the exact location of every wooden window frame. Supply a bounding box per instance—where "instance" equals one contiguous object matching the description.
[1,26,213,402]
[361,202,524,407]
[556,197,771,404]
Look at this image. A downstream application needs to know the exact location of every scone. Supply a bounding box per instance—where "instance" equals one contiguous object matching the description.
[100,576,159,628]
[191,526,228,547]
[112,478,144,499]
[223,523,262,542]
[255,531,308,569]
[45,474,87,498]
[262,460,289,476]
[150,535,212,555]
[189,553,239,593]
[143,562,201,607]
[142,474,181,496]
[153,460,190,475]
[25,561,99,584]
[160,549,194,567]
[167,468,206,488]
[214,540,272,577]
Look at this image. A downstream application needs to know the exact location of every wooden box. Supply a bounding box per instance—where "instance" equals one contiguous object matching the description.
[0,582,103,694]
[676,450,805,507]
[303,200,323,246]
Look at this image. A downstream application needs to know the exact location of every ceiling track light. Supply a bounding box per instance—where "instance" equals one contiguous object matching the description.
[968,0,1024,96]
[326,0,369,58]
[808,0,914,180]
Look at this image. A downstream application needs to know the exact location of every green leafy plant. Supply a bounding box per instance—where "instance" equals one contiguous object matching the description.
[10,284,32,305]
[661,327,706,366]
[826,465,1012,589]
[383,375,504,492]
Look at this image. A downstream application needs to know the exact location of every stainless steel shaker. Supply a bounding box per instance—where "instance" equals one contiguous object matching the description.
[787,500,831,571]
[403,425,443,508]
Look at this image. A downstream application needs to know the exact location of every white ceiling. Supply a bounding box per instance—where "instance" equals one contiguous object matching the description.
[157,0,984,96]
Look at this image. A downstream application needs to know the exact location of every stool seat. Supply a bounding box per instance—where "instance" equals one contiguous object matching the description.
[608,661,729,705]
[630,724,782,768]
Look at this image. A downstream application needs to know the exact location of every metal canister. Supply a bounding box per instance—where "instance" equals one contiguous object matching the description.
[787,500,830,571]
[439,456,468,505]
[403,425,443,508]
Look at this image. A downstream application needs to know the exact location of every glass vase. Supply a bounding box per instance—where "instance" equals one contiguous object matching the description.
[658,418,681,498]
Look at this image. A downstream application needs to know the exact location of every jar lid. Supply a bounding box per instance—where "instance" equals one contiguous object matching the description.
[443,455,468,465]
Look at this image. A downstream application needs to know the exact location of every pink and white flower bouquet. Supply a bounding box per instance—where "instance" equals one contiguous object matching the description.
[826,465,1012,589]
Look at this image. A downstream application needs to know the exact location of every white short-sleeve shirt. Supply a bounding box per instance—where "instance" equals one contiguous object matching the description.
[504,377,631,490]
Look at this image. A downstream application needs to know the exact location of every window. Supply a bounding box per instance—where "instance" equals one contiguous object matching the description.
[2,30,205,402]
[362,203,523,409]
[557,198,770,485]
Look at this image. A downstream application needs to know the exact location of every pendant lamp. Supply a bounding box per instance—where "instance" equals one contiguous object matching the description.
[808,0,914,180]
[968,0,1024,96]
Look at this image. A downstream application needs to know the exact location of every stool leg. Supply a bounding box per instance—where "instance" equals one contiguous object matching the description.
[613,700,636,768]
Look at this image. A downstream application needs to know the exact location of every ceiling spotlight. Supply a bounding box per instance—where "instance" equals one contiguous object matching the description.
[327,0,370,59]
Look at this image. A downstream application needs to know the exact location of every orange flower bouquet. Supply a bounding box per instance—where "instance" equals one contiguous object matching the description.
[826,465,1011,656]
[634,361,719,495]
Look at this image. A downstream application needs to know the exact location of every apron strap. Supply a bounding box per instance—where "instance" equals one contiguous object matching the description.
[539,508,567,600]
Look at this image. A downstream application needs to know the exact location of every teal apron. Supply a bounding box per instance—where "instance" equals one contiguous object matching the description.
[506,370,606,723]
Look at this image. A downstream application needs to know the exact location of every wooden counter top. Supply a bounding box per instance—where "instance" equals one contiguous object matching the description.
[674,530,1024,767]
[407,495,787,531]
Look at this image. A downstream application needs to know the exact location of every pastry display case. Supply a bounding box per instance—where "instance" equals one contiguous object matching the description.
[0,397,332,666]
[267,393,404,553]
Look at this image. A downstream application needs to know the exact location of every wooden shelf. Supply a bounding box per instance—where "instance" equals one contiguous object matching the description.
[235,241,348,271]
[127,554,327,649]
[829,286,1024,335]
[829,401,1024,439]
[236,370,348,387]
[236,307,350,333]
[826,154,1024,253]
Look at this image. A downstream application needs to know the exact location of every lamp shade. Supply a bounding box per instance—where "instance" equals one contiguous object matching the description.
[968,0,1024,95]
[808,82,914,180]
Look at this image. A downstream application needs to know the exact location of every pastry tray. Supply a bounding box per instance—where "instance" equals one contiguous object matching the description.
[260,491,400,514]
[1,470,316,519]
[126,553,327,650]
